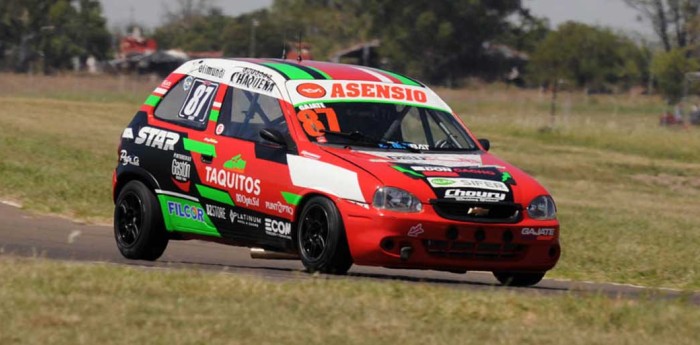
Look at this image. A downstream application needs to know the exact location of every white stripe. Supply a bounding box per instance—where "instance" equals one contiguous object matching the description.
[353,66,394,83]
[212,101,222,108]
[155,189,199,202]
[287,155,365,202]
[154,87,168,95]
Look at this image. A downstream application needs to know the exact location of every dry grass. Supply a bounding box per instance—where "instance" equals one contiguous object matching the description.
[0,74,699,289]
[1,257,699,345]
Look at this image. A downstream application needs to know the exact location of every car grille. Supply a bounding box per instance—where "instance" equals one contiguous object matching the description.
[422,239,525,260]
[430,199,522,223]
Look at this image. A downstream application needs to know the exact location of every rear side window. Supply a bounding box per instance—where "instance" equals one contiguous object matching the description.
[217,87,287,142]
[154,76,219,130]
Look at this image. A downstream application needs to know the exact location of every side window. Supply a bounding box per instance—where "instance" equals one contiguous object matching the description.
[218,87,288,142]
[154,76,219,130]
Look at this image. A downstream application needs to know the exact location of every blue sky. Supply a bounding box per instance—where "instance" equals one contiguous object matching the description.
[100,0,652,36]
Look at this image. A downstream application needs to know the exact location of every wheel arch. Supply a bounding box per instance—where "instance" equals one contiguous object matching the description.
[291,192,347,247]
[113,168,161,203]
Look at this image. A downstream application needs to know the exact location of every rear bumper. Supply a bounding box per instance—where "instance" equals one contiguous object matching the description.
[340,202,560,272]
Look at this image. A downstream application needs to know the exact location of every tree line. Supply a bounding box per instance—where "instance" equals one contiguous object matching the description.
[2,0,700,102]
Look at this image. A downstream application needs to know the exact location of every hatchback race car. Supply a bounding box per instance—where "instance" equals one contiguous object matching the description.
[113,58,560,286]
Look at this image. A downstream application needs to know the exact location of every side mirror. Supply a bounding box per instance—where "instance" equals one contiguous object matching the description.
[259,128,287,147]
[478,138,490,151]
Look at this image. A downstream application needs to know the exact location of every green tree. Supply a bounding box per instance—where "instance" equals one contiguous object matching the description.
[624,0,699,52]
[0,0,110,73]
[364,0,523,84]
[529,22,644,90]
[153,7,229,53]
[651,48,700,103]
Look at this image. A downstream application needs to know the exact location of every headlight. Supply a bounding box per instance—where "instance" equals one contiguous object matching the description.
[373,187,422,213]
[526,195,557,220]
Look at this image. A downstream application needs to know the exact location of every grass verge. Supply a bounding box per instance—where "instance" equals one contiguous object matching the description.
[0,257,699,345]
[0,74,699,289]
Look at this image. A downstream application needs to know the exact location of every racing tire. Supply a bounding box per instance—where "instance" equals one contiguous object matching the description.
[297,196,353,274]
[492,271,545,287]
[114,180,169,261]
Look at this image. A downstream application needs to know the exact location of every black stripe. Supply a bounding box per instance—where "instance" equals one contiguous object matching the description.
[276,61,327,80]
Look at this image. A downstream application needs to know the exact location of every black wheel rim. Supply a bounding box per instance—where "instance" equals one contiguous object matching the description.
[300,205,330,261]
[116,192,143,247]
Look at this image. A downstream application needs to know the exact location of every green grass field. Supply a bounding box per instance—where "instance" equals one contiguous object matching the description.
[1,257,699,345]
[0,74,698,290]
[1,73,700,343]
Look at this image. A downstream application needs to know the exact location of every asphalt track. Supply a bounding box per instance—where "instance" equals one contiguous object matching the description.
[1,202,698,304]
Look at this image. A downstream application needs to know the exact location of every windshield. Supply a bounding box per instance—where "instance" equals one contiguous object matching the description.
[295,102,477,151]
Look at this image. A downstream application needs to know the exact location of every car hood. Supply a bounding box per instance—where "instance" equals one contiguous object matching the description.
[319,146,548,204]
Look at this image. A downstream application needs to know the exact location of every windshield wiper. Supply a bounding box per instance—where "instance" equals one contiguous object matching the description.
[320,130,421,153]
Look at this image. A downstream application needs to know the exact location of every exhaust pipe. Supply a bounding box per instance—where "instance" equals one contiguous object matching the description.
[400,246,413,261]
[250,248,299,260]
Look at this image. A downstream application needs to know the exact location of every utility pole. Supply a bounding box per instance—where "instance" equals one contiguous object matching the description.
[249,19,259,57]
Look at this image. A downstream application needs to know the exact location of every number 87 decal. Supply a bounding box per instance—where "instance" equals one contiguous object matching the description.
[179,79,219,123]
[297,108,340,137]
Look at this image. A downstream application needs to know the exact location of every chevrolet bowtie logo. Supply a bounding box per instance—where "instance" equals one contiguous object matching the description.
[467,207,490,216]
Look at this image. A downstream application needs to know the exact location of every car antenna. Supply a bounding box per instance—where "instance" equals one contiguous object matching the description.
[296,31,303,63]
[281,32,287,60]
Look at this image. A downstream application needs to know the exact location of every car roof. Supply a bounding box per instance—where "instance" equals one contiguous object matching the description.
[187,58,425,87]
[171,58,451,112]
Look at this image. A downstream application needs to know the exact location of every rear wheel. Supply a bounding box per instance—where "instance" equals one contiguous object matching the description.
[114,180,169,261]
[297,197,352,274]
[493,271,545,287]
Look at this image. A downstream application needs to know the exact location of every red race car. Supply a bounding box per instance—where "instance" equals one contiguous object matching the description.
[113,58,560,286]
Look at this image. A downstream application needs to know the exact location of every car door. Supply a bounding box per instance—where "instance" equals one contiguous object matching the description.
[202,85,298,248]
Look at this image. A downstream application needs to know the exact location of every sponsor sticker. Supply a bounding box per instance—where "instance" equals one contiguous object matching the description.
[330,82,427,103]
[198,64,225,78]
[265,218,292,239]
[171,154,191,182]
[407,224,424,237]
[364,152,483,167]
[236,194,260,207]
[230,67,276,94]
[444,189,506,203]
[229,210,262,228]
[205,166,261,196]
[204,154,261,196]
[265,201,294,216]
[167,201,205,223]
[134,126,180,151]
[521,227,556,241]
[183,76,194,91]
[296,83,326,98]
[428,178,508,192]
[206,204,226,220]
[119,150,140,166]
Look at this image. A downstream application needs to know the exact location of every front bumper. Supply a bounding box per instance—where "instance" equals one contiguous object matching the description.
[340,201,560,272]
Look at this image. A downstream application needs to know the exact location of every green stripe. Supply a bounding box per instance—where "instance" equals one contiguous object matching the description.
[183,138,216,157]
[263,62,314,80]
[377,69,421,87]
[144,95,161,107]
[305,66,332,80]
[294,99,449,113]
[209,109,220,122]
[157,195,220,237]
[392,165,424,178]
[281,191,302,206]
[196,184,234,206]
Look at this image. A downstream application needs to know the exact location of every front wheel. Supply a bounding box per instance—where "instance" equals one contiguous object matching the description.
[114,180,169,261]
[492,271,546,287]
[297,197,353,274]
